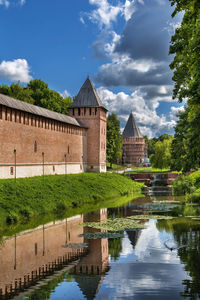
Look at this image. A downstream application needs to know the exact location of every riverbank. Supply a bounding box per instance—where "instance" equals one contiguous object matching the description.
[0,173,143,226]
[172,169,200,202]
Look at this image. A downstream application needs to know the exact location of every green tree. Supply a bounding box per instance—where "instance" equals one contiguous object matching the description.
[0,83,34,104]
[150,136,173,169]
[27,79,72,114]
[169,0,200,171]
[107,113,123,168]
[170,108,192,172]
[0,80,73,115]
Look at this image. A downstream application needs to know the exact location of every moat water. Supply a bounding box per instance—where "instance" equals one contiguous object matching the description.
[0,195,200,300]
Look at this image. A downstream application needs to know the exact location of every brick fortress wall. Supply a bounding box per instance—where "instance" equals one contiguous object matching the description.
[0,104,87,178]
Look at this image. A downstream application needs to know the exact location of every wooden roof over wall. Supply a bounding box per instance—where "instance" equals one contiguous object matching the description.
[71,77,107,110]
[0,93,84,128]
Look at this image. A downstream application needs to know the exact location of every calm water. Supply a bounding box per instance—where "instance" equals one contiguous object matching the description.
[0,196,200,300]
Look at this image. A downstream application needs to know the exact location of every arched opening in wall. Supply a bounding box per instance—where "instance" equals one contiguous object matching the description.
[84,107,86,115]
[95,108,97,115]
[89,108,92,115]
[78,108,81,116]
[72,108,74,116]
[34,141,37,153]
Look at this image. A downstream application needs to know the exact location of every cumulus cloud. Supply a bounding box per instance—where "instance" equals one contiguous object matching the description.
[60,89,71,98]
[0,0,26,7]
[123,0,135,22]
[0,0,9,7]
[0,59,32,83]
[84,0,183,137]
[96,55,172,87]
[95,0,181,89]
[87,0,122,28]
[115,0,174,61]
[19,0,25,5]
[97,86,176,137]
[169,105,185,124]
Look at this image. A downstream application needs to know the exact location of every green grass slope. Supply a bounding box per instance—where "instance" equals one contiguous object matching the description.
[0,173,143,226]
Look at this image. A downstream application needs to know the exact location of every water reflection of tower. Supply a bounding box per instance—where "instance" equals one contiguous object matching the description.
[72,209,109,300]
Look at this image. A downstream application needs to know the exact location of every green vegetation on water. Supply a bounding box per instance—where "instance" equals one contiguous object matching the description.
[0,173,143,229]
[80,214,174,232]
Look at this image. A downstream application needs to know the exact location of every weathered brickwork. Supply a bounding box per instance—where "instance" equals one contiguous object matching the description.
[0,78,107,178]
[122,137,147,166]
[69,106,107,172]
[122,113,147,166]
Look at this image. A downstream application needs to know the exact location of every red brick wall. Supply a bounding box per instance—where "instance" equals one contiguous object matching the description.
[69,107,107,171]
[0,105,87,166]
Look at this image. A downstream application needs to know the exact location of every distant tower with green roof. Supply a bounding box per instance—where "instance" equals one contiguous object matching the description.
[122,112,147,166]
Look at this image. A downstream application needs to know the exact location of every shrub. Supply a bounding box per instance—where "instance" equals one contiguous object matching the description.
[172,175,195,196]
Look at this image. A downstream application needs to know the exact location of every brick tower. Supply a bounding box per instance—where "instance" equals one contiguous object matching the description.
[69,77,107,172]
[122,112,147,166]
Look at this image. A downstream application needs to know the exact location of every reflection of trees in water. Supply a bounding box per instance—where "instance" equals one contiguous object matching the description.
[109,237,123,261]
[26,272,73,300]
[157,218,200,300]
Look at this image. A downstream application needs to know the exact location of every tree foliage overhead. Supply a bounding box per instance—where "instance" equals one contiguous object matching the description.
[107,113,123,167]
[0,79,73,115]
[169,0,200,171]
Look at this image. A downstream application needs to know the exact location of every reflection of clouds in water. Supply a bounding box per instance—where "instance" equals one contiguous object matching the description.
[102,263,187,299]
[121,233,133,256]
[135,220,160,259]
[134,220,180,264]
[99,220,191,299]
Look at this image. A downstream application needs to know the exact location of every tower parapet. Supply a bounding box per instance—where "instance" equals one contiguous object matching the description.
[69,78,107,172]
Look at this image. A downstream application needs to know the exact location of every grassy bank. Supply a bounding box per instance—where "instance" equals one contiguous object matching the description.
[0,173,143,227]
[172,170,200,202]
[130,167,172,173]
[106,163,126,171]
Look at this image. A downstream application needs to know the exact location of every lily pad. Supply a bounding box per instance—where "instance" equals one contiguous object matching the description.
[79,232,124,239]
[80,217,146,231]
[128,215,174,220]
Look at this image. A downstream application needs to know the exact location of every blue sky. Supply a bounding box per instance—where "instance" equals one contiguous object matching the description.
[0,0,184,137]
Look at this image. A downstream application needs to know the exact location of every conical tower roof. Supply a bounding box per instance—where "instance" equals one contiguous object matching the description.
[123,112,143,138]
[71,77,106,109]
[74,274,102,300]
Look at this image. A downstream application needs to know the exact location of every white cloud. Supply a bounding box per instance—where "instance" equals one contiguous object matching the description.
[0,59,32,83]
[87,0,123,28]
[0,0,9,7]
[169,105,185,124]
[98,86,176,138]
[123,0,135,21]
[80,16,85,24]
[0,0,26,7]
[60,89,71,98]
[20,0,25,5]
